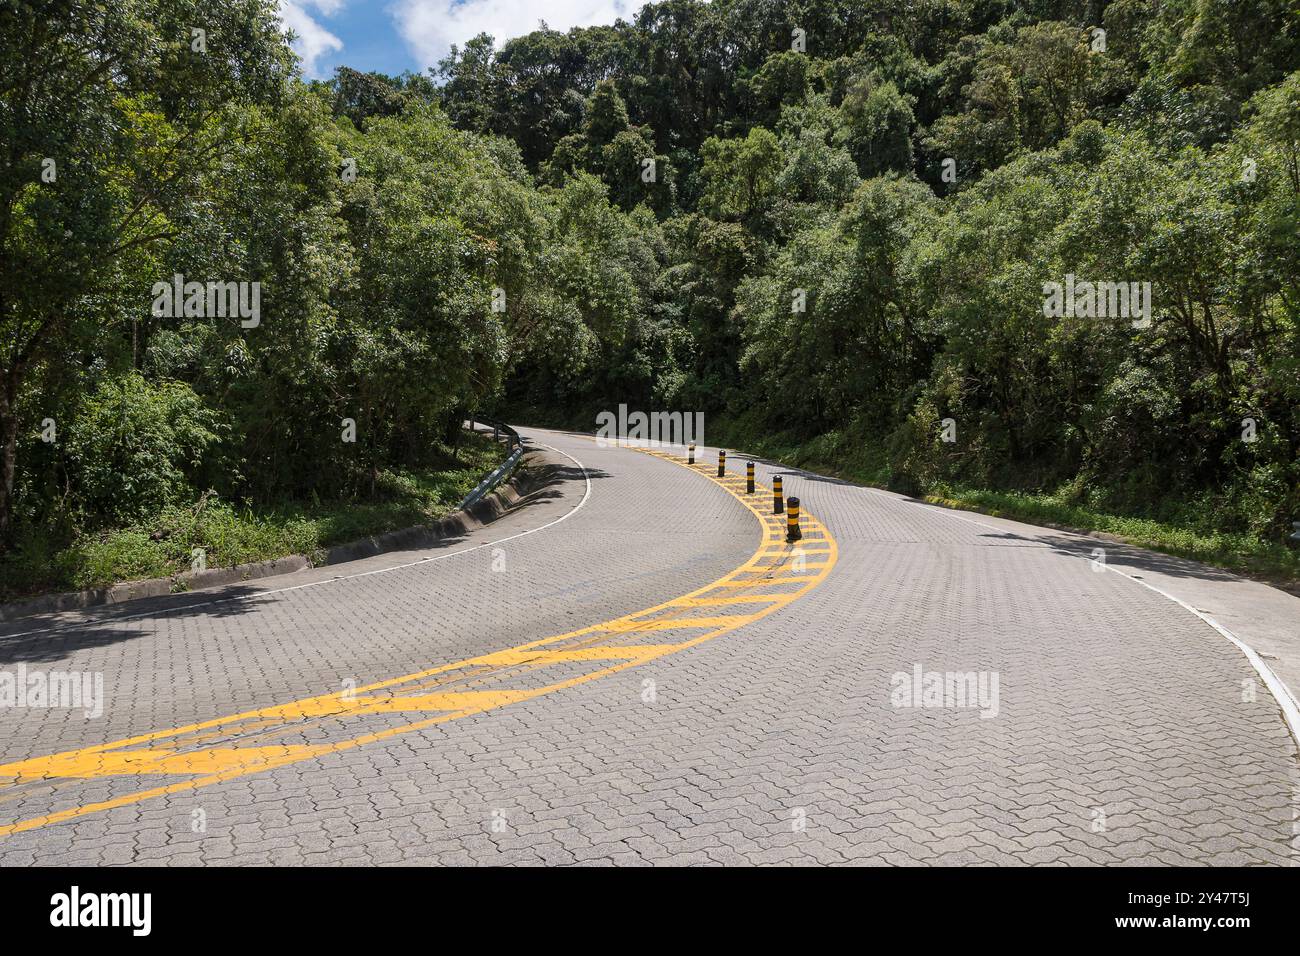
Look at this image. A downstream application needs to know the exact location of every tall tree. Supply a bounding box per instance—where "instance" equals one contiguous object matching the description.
[0,0,293,544]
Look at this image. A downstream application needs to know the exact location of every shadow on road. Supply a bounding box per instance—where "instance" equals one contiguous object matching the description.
[968,528,1242,584]
[0,584,274,665]
[903,501,1246,586]
[0,458,612,664]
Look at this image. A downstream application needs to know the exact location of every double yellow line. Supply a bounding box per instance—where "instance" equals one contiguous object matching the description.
[0,447,836,837]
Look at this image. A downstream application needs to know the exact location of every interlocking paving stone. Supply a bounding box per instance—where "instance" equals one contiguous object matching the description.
[0,427,1296,865]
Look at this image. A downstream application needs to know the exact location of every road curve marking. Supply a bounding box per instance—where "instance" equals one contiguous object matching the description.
[0,444,837,837]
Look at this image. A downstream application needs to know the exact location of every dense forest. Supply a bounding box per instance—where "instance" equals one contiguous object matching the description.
[2,0,1298,594]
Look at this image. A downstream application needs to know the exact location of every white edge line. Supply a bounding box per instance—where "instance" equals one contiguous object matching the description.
[1106,566,1300,746]
[3,438,592,641]
[916,497,1300,750]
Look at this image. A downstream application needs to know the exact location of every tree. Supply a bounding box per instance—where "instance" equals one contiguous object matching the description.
[699,127,784,219]
[839,76,916,177]
[542,80,673,212]
[434,33,499,134]
[0,0,293,545]
[327,67,410,128]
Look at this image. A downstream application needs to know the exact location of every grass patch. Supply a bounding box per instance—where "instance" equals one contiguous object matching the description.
[0,434,507,603]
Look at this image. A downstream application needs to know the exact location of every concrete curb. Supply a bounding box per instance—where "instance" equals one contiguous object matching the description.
[0,452,540,624]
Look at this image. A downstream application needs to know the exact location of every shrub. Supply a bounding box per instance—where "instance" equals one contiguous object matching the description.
[65,374,227,528]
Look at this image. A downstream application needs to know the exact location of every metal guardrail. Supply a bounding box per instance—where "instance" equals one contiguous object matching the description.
[467,414,521,452]
[457,416,525,511]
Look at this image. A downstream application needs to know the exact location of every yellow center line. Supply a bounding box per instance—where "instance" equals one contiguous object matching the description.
[0,445,838,837]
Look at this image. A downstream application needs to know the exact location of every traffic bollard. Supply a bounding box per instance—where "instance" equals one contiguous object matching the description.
[773,476,784,514]
[717,449,726,477]
[786,497,801,541]
[746,461,755,494]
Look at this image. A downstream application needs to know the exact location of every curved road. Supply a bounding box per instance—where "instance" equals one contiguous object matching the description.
[0,426,1296,865]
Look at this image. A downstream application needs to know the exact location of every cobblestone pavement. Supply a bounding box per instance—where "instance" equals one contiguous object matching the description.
[0,427,1296,865]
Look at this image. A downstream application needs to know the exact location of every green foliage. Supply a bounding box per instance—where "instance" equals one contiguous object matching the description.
[4,0,1300,596]
[839,78,916,177]
[0,0,295,541]
[700,128,784,219]
[0,436,504,601]
[543,81,674,212]
[65,374,226,528]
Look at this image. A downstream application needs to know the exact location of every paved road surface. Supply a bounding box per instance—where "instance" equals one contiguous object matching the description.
[0,426,1296,865]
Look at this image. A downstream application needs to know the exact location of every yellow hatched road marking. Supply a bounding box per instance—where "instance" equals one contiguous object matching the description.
[711,576,821,587]
[0,443,837,836]
[473,645,684,665]
[597,615,752,632]
[669,595,788,607]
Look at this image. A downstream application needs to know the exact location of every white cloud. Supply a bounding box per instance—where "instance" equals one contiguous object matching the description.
[391,0,637,68]
[279,0,345,79]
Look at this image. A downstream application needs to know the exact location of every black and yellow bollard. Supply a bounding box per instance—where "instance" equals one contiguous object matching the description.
[717,449,726,477]
[773,476,784,514]
[746,461,755,494]
[688,443,695,464]
[786,496,801,541]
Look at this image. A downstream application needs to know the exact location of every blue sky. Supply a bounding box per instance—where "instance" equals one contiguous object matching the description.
[279,1,641,80]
